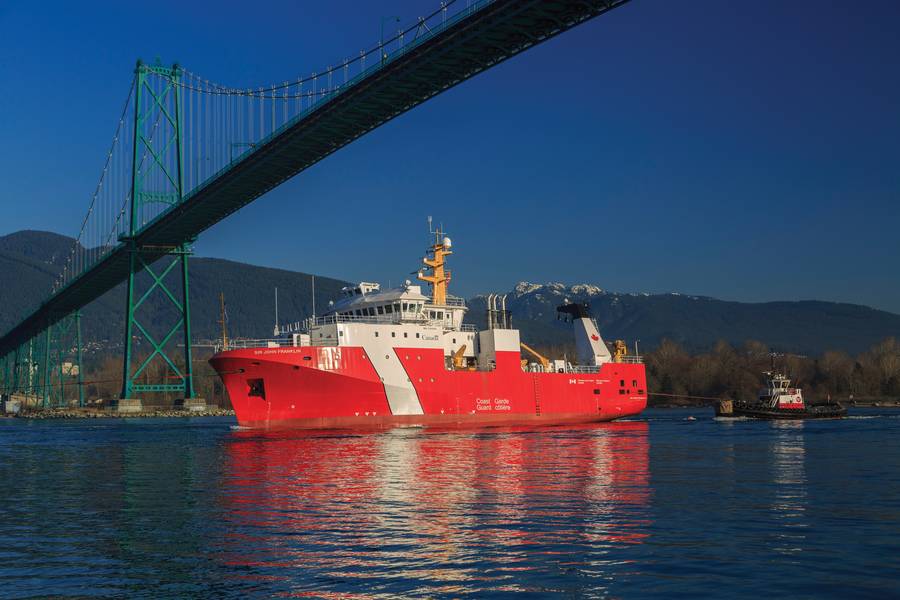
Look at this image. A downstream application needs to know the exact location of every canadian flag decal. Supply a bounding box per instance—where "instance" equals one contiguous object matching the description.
[591,334,600,341]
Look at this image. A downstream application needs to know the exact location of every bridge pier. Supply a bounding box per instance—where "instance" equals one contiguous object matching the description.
[177,397,207,412]
[115,398,143,413]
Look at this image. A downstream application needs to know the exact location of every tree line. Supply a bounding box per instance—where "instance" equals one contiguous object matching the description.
[21,337,900,409]
[645,337,900,405]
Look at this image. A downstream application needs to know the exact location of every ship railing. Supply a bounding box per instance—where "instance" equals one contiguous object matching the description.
[305,313,476,330]
[618,355,643,364]
[565,356,643,372]
[306,314,428,327]
[214,338,302,352]
[426,296,467,307]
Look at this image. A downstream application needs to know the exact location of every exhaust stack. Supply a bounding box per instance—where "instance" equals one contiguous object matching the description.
[556,301,612,366]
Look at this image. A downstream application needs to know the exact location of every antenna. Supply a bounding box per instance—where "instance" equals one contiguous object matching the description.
[311,275,316,317]
[274,287,279,336]
[427,215,433,233]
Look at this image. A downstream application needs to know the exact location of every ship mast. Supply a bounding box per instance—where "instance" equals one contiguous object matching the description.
[218,292,229,351]
[417,218,452,305]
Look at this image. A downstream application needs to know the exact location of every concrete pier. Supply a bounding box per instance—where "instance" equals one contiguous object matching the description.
[116,398,143,413]
[178,397,208,412]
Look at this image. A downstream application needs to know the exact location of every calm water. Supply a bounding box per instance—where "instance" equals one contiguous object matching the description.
[1,409,899,598]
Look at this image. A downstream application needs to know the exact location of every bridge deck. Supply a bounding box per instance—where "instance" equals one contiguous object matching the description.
[0,0,631,356]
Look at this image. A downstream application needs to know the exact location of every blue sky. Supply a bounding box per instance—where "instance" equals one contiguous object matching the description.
[1,1,899,312]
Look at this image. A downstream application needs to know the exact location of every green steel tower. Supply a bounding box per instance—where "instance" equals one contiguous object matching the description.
[120,61,195,402]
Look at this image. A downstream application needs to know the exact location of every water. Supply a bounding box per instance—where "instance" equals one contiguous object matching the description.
[1,409,898,598]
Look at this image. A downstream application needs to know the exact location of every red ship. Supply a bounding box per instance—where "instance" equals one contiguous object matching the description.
[210,224,647,429]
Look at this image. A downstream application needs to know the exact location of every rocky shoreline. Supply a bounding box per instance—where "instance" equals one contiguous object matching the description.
[10,408,235,419]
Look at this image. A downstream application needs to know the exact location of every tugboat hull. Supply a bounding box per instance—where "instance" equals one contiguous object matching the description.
[721,403,847,419]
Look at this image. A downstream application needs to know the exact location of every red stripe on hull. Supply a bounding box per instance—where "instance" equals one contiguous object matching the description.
[210,346,647,430]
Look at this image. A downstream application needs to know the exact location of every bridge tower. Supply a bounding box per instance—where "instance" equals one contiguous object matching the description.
[39,312,85,409]
[119,60,198,409]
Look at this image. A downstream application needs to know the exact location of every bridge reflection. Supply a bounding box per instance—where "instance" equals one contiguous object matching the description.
[220,422,650,592]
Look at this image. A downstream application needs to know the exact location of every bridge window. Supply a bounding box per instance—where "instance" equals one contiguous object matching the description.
[391,332,396,338]
[385,305,393,314]
[394,303,401,313]
[377,306,384,315]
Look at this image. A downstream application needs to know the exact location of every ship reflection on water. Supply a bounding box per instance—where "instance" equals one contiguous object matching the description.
[221,422,651,595]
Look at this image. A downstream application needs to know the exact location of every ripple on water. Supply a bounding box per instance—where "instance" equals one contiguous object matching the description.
[0,410,898,597]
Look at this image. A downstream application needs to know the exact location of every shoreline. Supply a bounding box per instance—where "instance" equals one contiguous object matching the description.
[5,408,235,420]
[5,403,898,420]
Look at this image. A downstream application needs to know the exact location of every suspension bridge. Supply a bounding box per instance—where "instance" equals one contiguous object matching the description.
[0,0,630,409]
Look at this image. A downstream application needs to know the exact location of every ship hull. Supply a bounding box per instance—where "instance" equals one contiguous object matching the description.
[725,403,848,420]
[210,346,647,430]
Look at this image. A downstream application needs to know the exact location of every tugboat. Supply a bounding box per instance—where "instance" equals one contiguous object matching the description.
[717,372,847,419]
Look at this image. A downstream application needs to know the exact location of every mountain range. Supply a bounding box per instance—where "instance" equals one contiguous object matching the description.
[2,230,898,356]
[0,231,346,349]
[467,283,900,355]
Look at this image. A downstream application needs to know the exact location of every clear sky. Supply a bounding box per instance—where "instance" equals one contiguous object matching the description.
[1,1,898,311]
